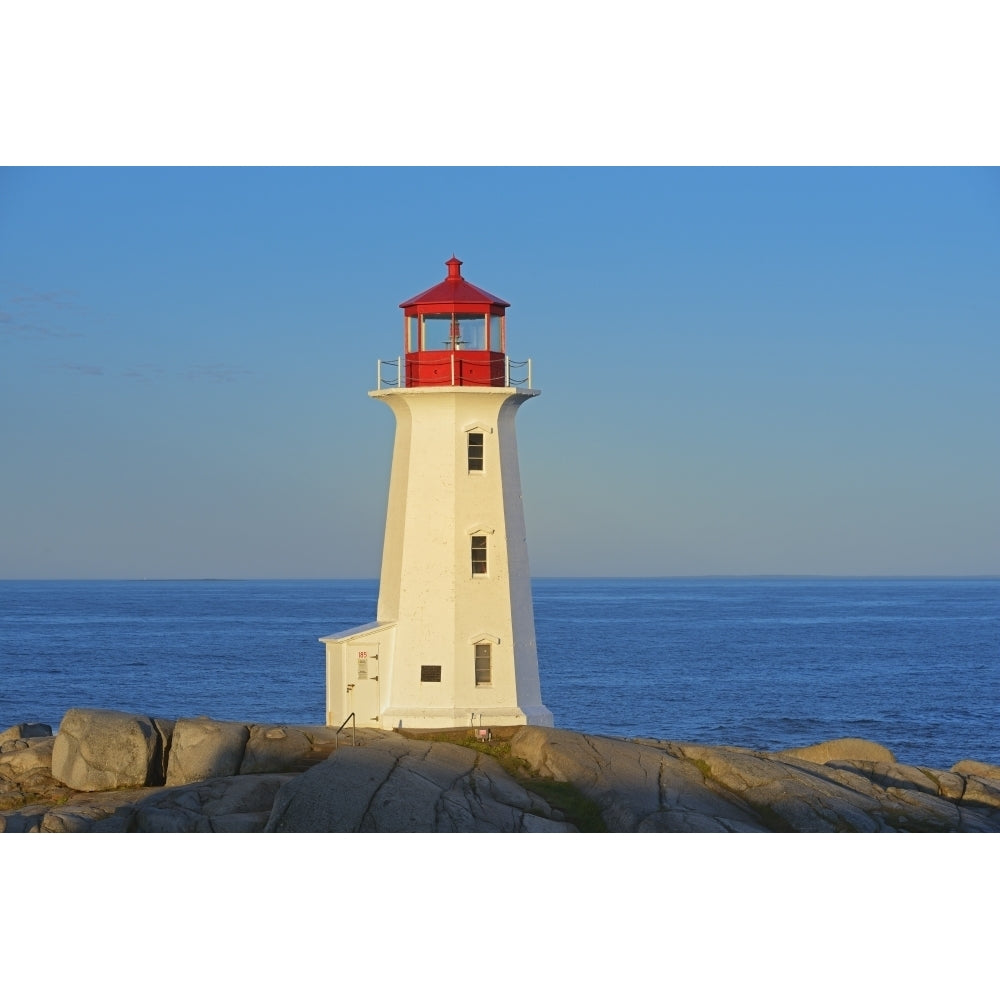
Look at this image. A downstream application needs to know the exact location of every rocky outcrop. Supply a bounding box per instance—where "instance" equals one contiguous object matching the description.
[509,728,1000,832]
[777,737,897,765]
[0,722,53,747]
[1,775,297,833]
[0,736,55,779]
[132,774,296,832]
[46,709,340,792]
[0,734,63,816]
[241,724,334,774]
[953,759,1000,782]
[265,731,574,832]
[3,710,999,832]
[30,787,168,833]
[1,709,348,832]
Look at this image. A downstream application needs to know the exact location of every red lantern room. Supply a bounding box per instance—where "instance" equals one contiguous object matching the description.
[398,256,509,387]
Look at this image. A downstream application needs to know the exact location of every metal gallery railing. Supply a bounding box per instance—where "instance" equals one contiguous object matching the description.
[376,356,533,390]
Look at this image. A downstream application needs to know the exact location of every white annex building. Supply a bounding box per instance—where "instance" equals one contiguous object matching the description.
[321,257,553,731]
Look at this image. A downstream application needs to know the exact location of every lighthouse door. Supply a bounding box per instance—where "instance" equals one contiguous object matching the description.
[349,644,381,725]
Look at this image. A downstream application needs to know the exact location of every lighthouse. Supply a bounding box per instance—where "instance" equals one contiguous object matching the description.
[321,257,554,731]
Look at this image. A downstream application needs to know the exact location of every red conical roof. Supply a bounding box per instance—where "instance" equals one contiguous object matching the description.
[399,256,510,312]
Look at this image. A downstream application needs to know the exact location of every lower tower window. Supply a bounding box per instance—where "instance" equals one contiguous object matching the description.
[474,644,492,686]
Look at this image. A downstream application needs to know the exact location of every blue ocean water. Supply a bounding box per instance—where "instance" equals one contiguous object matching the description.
[1,578,996,770]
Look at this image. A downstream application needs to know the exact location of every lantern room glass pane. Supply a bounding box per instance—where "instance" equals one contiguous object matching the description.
[490,315,503,352]
[457,317,486,350]
[423,316,453,350]
[420,316,451,351]
[420,315,487,351]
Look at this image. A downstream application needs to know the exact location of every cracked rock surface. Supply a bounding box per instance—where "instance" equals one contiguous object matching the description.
[4,709,999,832]
[265,731,574,832]
[509,728,1000,832]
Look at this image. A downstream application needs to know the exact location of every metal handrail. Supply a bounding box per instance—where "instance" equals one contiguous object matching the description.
[506,358,532,388]
[376,356,533,390]
[375,357,402,389]
[334,712,356,749]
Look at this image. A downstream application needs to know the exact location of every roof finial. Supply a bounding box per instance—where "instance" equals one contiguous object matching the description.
[446,255,463,281]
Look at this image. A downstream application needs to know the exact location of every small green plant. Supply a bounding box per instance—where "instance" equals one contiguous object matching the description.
[518,775,607,832]
[691,757,714,781]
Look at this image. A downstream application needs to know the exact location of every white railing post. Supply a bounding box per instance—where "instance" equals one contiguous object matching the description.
[398,356,402,388]
[376,359,382,390]
[505,355,510,387]
[527,358,532,389]
[451,352,455,386]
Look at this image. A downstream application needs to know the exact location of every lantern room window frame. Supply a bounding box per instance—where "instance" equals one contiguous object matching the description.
[405,312,505,354]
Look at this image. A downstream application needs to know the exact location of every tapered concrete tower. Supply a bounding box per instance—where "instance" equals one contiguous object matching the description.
[321,257,553,731]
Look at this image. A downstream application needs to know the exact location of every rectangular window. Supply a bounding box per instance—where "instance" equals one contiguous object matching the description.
[420,664,442,683]
[471,535,487,575]
[474,644,492,686]
[468,432,484,471]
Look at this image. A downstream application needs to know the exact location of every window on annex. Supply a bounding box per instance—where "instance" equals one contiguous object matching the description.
[421,664,442,683]
[474,644,492,686]
[467,432,484,472]
[471,535,487,575]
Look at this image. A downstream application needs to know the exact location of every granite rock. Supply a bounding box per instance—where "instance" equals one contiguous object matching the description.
[51,708,171,791]
[165,717,250,786]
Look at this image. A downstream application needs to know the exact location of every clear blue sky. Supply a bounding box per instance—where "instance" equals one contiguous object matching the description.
[2,167,997,578]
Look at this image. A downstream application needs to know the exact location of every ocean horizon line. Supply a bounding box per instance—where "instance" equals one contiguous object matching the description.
[3,574,998,584]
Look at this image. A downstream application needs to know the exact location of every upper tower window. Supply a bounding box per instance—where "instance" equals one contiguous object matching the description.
[468,432,484,472]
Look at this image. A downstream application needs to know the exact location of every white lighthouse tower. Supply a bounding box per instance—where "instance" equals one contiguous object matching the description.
[321,257,553,731]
